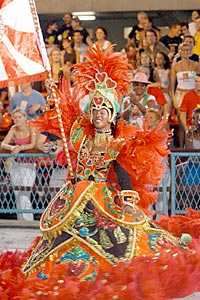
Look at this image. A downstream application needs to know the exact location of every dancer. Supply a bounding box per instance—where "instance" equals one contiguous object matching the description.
[1,45,200,300]
[21,45,200,297]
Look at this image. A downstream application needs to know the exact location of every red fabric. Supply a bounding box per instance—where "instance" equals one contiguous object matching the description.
[180,90,200,126]
[147,86,167,105]
[1,236,200,299]
[73,44,130,101]
[111,118,170,209]
[0,0,50,88]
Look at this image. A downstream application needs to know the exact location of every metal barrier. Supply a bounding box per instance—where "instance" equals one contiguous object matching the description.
[0,151,199,220]
[170,150,200,215]
[0,153,67,220]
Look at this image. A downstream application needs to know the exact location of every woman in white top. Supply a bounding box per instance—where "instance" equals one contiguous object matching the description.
[171,43,200,111]
[171,43,200,147]
[94,27,112,52]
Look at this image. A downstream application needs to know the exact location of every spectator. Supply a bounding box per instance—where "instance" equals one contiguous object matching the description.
[160,23,182,55]
[121,72,157,127]
[94,27,112,52]
[137,65,169,121]
[180,22,190,38]
[72,30,87,62]
[173,35,199,63]
[49,48,63,85]
[1,108,37,221]
[61,38,80,66]
[148,108,162,130]
[70,17,93,46]
[43,20,59,51]
[57,12,73,42]
[123,42,139,70]
[171,43,200,112]
[138,51,159,82]
[128,11,148,47]
[9,83,46,120]
[171,43,200,147]
[138,17,161,49]
[189,10,199,36]
[143,29,171,64]
[193,15,200,56]
[154,52,172,112]
[37,132,67,188]
[185,107,200,149]
[180,73,200,133]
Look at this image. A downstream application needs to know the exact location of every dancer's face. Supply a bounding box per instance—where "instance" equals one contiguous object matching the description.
[92,108,110,130]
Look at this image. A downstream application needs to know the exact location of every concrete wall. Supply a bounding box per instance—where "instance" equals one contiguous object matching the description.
[35,0,200,14]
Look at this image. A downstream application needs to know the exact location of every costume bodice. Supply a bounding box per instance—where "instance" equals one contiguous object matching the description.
[76,138,112,182]
[70,119,119,182]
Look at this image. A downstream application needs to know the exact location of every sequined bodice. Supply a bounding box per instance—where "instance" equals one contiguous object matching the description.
[76,138,112,182]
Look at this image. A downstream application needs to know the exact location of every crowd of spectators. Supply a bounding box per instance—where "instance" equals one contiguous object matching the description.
[1,10,200,147]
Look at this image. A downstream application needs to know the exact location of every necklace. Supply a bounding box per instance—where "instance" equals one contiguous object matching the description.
[93,129,112,146]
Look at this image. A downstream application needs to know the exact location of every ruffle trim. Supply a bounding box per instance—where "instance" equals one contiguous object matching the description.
[1,239,200,300]
[0,71,48,89]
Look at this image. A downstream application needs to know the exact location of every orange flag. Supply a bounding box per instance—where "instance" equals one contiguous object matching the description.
[0,0,51,88]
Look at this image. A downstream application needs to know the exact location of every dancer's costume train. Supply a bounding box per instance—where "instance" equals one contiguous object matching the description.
[2,45,200,299]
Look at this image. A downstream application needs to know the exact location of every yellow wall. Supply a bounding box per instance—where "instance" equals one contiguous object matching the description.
[35,0,200,14]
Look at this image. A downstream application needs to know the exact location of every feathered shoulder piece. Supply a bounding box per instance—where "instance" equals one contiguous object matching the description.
[28,78,82,140]
[109,119,171,209]
[73,43,130,102]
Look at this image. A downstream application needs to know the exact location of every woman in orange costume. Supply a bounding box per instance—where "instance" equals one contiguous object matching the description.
[2,45,200,300]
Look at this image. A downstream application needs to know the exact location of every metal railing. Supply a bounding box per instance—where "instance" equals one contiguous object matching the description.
[0,152,67,220]
[0,150,199,220]
[170,150,200,215]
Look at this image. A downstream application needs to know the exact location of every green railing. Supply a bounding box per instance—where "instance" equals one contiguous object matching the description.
[0,152,67,220]
[170,150,200,215]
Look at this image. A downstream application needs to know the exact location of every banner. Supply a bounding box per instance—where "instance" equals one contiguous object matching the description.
[0,0,50,88]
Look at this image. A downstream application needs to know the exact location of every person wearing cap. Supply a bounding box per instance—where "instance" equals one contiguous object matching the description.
[121,72,157,127]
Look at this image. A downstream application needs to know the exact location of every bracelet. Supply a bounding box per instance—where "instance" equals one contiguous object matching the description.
[21,145,25,150]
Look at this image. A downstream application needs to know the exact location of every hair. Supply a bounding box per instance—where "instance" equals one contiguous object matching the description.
[155,52,171,69]
[145,28,157,38]
[170,22,180,29]
[195,72,200,78]
[95,27,108,38]
[72,17,81,25]
[62,37,74,47]
[64,12,72,18]
[178,42,190,52]
[148,108,161,119]
[124,42,137,52]
[139,51,153,69]
[180,21,189,29]
[11,108,27,119]
[183,34,195,44]
[72,29,83,36]
[49,48,62,66]
[195,15,200,20]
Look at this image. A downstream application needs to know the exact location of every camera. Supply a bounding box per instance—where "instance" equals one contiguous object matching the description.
[44,141,58,154]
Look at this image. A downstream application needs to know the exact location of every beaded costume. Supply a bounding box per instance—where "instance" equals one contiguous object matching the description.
[2,45,200,300]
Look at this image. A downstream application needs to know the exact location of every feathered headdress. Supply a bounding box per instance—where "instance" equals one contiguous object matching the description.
[73,43,130,123]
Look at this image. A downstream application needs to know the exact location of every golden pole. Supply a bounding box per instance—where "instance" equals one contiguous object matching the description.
[29,0,74,180]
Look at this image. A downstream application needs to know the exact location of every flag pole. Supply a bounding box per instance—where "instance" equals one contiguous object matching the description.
[29,0,75,181]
